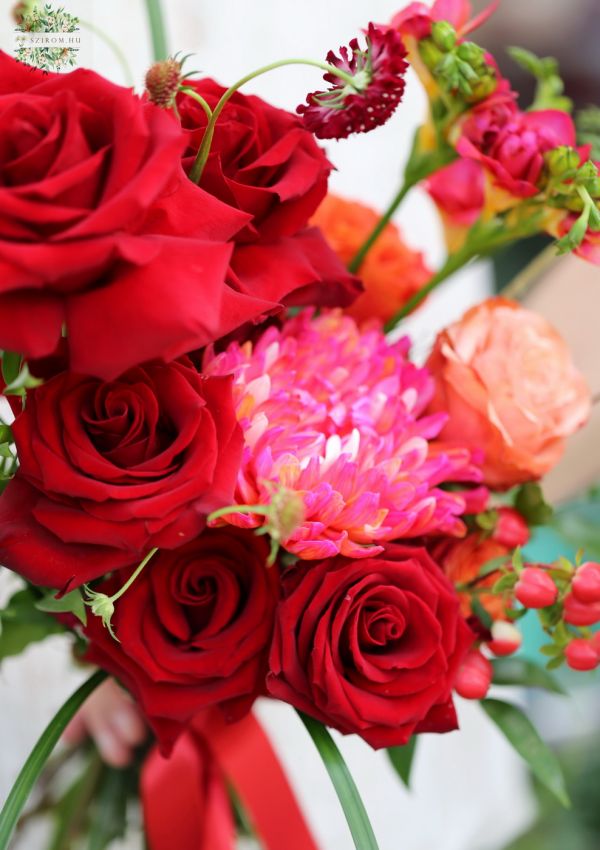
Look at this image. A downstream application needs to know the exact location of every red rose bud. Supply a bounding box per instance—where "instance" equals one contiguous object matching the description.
[145,58,184,108]
[486,620,522,657]
[563,592,600,627]
[514,567,558,609]
[565,638,599,672]
[455,650,493,700]
[572,562,600,605]
[492,507,530,549]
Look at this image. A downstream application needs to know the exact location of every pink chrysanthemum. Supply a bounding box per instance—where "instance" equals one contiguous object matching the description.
[297,24,408,140]
[205,310,486,560]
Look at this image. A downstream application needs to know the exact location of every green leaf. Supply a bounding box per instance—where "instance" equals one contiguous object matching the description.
[492,573,518,594]
[1,352,22,387]
[514,483,554,527]
[0,588,64,661]
[507,47,572,113]
[387,737,418,789]
[2,362,43,396]
[36,589,87,627]
[0,671,107,850]
[87,766,130,850]
[481,698,570,807]
[491,658,566,695]
[477,555,510,579]
[298,712,380,850]
[471,597,493,630]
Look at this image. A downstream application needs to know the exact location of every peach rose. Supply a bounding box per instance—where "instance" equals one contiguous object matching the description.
[427,297,591,489]
[310,194,431,324]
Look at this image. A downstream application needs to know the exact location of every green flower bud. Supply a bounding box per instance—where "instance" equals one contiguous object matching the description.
[431,21,457,52]
[546,146,581,177]
[457,41,486,67]
[575,160,599,185]
[419,38,445,72]
[465,73,498,103]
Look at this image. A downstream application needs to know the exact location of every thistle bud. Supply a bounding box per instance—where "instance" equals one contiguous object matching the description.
[145,58,184,109]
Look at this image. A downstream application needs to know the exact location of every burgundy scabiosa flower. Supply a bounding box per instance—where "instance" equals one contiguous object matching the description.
[298,24,408,140]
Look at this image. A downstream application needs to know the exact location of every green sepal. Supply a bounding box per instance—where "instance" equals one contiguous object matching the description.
[36,588,87,627]
[387,736,418,789]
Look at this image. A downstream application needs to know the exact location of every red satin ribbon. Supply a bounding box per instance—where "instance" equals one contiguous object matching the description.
[142,710,321,850]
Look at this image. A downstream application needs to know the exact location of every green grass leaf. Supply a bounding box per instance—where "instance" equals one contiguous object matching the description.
[492,658,566,695]
[298,712,380,850]
[482,698,570,807]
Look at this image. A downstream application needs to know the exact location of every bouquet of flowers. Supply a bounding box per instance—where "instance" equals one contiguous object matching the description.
[1,0,599,847]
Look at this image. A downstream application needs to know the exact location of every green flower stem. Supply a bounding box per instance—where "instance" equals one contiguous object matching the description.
[144,0,168,62]
[79,20,133,86]
[348,179,416,273]
[0,670,107,850]
[298,712,380,850]
[207,504,271,524]
[384,243,478,333]
[189,59,357,184]
[500,243,559,301]
[179,87,213,121]
[110,548,158,604]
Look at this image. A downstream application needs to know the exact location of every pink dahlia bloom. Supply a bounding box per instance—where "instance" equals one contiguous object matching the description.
[297,24,408,140]
[205,310,485,560]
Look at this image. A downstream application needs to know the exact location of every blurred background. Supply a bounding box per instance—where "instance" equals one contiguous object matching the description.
[0,1,599,849]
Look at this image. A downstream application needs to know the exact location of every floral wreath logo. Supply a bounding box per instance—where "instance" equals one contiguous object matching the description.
[14,2,80,72]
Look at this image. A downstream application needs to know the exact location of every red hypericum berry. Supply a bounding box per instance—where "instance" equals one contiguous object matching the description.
[145,58,184,109]
[591,632,600,656]
[563,593,600,627]
[455,650,493,699]
[486,620,522,656]
[297,23,408,140]
[514,567,558,609]
[572,562,600,605]
[565,639,599,672]
[492,507,530,549]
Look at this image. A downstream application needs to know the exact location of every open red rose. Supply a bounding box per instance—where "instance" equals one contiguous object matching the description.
[0,361,242,589]
[267,544,474,748]
[0,53,254,379]
[85,528,279,752]
[178,79,361,318]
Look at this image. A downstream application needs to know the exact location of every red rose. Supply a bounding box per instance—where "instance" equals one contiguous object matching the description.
[0,361,242,589]
[85,528,279,751]
[267,544,474,748]
[0,53,252,379]
[178,79,361,318]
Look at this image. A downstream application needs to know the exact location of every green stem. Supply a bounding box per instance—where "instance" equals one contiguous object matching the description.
[79,20,133,86]
[298,712,380,850]
[189,58,357,184]
[144,0,168,62]
[207,504,271,524]
[111,548,158,604]
[179,86,213,121]
[384,244,478,333]
[348,179,416,273]
[500,243,559,302]
[0,670,107,850]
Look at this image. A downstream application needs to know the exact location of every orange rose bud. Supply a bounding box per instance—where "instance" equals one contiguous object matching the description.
[426,298,591,489]
[487,620,522,657]
[310,194,431,324]
[455,650,493,700]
